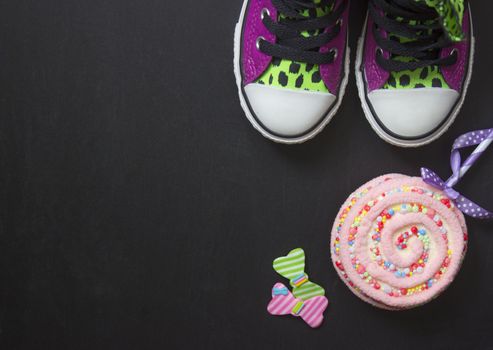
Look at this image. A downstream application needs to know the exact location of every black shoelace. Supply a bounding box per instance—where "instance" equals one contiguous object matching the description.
[370,0,458,72]
[257,0,347,65]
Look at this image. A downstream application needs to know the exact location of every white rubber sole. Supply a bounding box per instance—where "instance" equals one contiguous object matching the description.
[233,0,350,144]
[355,8,475,148]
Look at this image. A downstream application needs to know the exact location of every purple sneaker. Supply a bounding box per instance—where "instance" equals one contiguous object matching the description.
[356,0,474,147]
[234,0,350,144]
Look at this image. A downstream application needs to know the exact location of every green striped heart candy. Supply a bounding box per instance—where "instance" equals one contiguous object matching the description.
[272,248,325,300]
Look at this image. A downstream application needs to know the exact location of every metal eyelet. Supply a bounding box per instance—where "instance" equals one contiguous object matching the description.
[450,48,459,57]
[330,48,338,60]
[261,8,270,20]
[376,47,384,57]
[256,36,265,50]
[336,18,343,27]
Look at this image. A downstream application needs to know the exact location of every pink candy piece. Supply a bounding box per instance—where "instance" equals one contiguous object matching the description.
[267,283,328,328]
[330,174,468,310]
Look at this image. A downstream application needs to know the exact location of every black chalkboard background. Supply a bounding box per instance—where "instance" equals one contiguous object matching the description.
[0,1,492,349]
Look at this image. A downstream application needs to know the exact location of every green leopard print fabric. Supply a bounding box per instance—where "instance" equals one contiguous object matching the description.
[256,58,326,92]
[420,0,465,42]
[255,0,332,93]
[384,63,449,89]
[383,0,465,90]
[383,35,450,90]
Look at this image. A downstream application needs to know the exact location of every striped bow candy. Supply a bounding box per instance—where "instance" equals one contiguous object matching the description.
[272,248,325,300]
[421,128,493,219]
[267,283,328,328]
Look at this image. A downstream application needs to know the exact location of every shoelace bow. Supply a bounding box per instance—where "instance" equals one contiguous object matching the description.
[258,0,347,65]
[370,0,458,72]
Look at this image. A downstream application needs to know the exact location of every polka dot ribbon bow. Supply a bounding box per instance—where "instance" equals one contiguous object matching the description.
[272,248,325,300]
[267,283,328,328]
[421,128,493,219]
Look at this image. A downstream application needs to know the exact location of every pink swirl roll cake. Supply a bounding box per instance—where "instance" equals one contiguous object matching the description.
[330,174,468,310]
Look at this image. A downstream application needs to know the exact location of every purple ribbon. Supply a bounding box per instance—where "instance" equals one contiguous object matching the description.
[421,129,493,220]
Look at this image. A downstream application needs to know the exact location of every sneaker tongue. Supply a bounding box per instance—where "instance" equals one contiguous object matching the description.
[415,0,465,42]
[280,0,332,37]
[294,0,331,18]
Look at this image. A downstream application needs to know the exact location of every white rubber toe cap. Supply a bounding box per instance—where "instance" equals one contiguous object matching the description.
[244,83,336,137]
[368,88,459,138]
